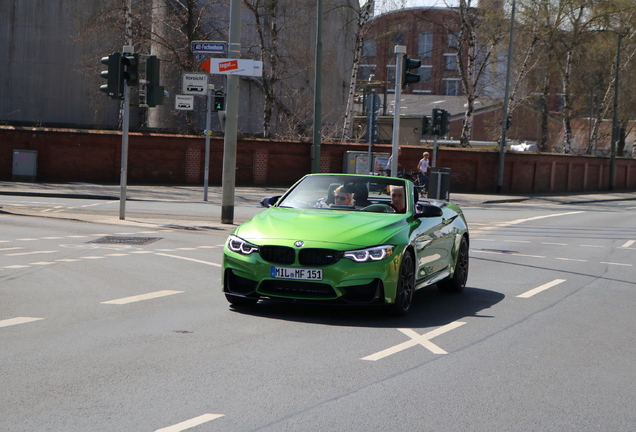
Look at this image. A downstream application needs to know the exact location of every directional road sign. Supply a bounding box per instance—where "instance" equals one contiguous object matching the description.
[191,41,227,54]
[201,59,263,77]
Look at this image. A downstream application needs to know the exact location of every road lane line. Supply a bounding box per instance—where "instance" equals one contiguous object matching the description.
[101,290,184,305]
[542,242,567,245]
[4,265,30,269]
[511,253,546,258]
[31,262,55,265]
[0,317,44,328]
[621,240,635,248]
[601,261,632,267]
[504,211,584,226]
[6,250,58,256]
[16,238,38,241]
[154,413,224,432]
[556,257,587,262]
[0,247,24,251]
[362,321,466,361]
[155,253,222,267]
[56,258,81,262]
[517,279,566,298]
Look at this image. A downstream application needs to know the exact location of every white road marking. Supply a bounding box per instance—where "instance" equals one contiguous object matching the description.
[154,413,224,432]
[56,258,81,262]
[362,321,466,361]
[155,253,222,267]
[31,262,55,265]
[503,211,585,226]
[542,242,567,246]
[621,240,635,248]
[105,253,129,257]
[4,265,30,269]
[0,247,24,251]
[472,250,504,255]
[82,256,105,260]
[130,251,154,254]
[556,257,587,262]
[6,250,57,256]
[0,317,44,328]
[601,261,632,267]
[517,279,566,298]
[101,290,184,305]
[511,253,546,258]
[16,238,38,241]
[42,237,63,239]
[504,240,531,243]
[580,245,604,248]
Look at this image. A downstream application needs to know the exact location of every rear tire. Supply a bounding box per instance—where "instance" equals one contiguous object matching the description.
[390,250,415,316]
[437,236,469,293]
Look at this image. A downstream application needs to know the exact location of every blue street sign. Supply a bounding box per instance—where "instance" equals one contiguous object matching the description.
[191,41,227,54]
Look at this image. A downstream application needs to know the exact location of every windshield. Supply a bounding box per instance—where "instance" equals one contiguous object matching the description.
[277,174,409,213]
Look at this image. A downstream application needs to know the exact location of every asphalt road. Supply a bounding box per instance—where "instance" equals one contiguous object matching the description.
[1,188,636,431]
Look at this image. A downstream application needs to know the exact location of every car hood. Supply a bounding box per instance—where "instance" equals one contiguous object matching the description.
[234,207,406,248]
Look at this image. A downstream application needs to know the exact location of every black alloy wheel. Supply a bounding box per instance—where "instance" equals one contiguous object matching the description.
[437,236,469,293]
[390,250,415,316]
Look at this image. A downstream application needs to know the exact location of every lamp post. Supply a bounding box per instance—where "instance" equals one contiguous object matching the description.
[609,32,622,191]
[311,0,323,173]
[496,0,516,194]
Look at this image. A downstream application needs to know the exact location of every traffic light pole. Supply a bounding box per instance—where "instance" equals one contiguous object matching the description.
[391,46,406,176]
[203,84,213,201]
[119,80,130,220]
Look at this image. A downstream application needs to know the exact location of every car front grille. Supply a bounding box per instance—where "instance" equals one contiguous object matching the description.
[259,280,336,298]
[259,246,295,264]
[299,249,343,266]
[259,246,342,266]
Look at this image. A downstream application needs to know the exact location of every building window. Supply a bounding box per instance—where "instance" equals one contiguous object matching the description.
[418,32,433,58]
[448,32,459,50]
[362,40,376,58]
[419,66,432,83]
[444,79,461,96]
[391,33,405,54]
[386,64,396,84]
[358,64,377,81]
[444,53,458,70]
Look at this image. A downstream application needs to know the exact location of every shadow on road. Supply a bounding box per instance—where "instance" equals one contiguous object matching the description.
[228,285,505,329]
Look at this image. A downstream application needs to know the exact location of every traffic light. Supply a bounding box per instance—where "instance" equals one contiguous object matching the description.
[439,109,450,136]
[213,91,225,112]
[100,53,123,99]
[145,55,164,107]
[421,115,432,136]
[402,55,421,89]
[432,108,443,135]
[121,53,139,86]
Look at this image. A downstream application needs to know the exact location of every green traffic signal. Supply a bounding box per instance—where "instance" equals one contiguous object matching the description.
[99,53,123,99]
[213,91,225,112]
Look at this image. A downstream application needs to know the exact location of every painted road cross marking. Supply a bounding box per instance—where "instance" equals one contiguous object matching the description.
[621,240,635,248]
[517,279,566,298]
[154,413,224,432]
[362,321,467,361]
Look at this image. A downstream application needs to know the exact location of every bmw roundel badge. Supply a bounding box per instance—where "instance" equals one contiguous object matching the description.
[294,241,304,247]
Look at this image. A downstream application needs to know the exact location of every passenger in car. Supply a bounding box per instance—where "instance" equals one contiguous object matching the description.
[389,185,406,213]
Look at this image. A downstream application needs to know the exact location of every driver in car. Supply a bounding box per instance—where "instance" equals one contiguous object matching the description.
[390,185,406,213]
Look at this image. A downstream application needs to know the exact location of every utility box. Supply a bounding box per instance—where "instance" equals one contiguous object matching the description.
[12,150,38,182]
[428,167,451,200]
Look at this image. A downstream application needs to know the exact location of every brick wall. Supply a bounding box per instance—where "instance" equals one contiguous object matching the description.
[1,126,635,193]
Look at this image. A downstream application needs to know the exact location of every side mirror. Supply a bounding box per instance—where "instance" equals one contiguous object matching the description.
[260,195,281,208]
[415,204,443,218]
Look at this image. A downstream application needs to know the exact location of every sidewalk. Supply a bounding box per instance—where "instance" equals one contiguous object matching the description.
[1,181,635,228]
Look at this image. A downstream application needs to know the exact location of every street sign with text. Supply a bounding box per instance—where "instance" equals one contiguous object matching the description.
[175,95,194,111]
[182,73,208,95]
[191,41,227,54]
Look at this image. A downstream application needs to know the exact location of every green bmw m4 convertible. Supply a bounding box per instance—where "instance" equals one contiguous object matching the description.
[222,173,469,316]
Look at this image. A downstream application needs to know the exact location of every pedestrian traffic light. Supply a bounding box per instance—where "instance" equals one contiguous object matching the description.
[121,53,139,86]
[402,55,421,89]
[100,53,124,99]
[213,91,225,112]
[145,55,164,107]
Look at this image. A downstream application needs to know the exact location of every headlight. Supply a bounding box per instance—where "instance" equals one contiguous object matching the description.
[227,235,259,255]
[343,245,394,263]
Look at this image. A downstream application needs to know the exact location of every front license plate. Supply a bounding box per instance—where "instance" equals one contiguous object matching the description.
[271,266,323,281]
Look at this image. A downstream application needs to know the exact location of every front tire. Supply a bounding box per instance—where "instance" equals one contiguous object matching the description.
[437,236,469,293]
[390,250,415,316]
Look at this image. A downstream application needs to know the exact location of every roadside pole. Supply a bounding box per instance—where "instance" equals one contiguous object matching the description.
[391,45,405,176]
[119,79,130,220]
[203,84,213,201]
[221,0,241,224]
